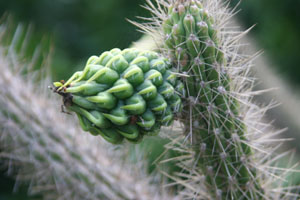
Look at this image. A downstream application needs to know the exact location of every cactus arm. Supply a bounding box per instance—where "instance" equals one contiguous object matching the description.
[144,1,267,199]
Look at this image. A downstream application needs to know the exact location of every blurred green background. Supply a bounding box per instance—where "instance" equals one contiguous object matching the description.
[0,0,299,199]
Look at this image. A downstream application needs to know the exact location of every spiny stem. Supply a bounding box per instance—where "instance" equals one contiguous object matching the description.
[156,1,264,198]
[131,0,300,199]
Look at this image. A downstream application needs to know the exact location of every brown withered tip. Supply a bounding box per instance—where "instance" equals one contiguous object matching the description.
[49,81,73,108]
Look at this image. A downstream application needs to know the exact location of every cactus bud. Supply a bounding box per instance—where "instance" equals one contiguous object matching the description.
[53,48,184,144]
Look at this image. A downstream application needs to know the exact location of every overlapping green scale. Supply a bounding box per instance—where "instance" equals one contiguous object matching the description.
[53,48,183,144]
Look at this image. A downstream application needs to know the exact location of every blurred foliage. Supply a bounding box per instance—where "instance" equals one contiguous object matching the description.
[0,0,299,199]
[130,136,183,178]
[0,0,149,81]
[230,0,300,85]
[1,0,299,84]
[0,15,51,78]
[0,172,41,200]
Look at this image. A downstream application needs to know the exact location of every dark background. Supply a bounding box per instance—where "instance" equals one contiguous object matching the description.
[0,0,299,199]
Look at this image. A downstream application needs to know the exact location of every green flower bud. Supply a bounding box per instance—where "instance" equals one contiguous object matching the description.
[53,48,184,143]
[86,55,99,65]
[87,67,119,85]
[137,109,155,129]
[96,51,113,66]
[72,95,97,110]
[107,79,134,99]
[122,94,146,115]
[105,54,129,73]
[121,48,139,62]
[69,106,110,128]
[150,59,167,74]
[168,94,182,113]
[98,128,124,144]
[157,106,173,125]
[142,123,160,136]
[138,50,159,61]
[145,69,163,87]
[122,65,144,86]
[117,124,139,139]
[102,101,129,126]
[130,56,150,72]
[148,94,167,113]
[66,81,108,96]
[137,80,157,100]
[163,69,177,86]
[158,82,175,99]
[86,91,117,109]
[109,48,121,55]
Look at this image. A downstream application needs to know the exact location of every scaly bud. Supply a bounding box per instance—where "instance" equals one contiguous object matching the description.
[53,48,184,143]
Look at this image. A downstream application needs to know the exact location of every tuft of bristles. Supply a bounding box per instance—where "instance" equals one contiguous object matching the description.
[0,16,174,200]
[132,0,300,199]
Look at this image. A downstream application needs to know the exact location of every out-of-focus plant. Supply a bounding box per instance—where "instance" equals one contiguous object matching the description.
[230,0,300,85]
[0,0,150,82]
[0,14,172,200]
[129,0,300,198]
[1,0,300,199]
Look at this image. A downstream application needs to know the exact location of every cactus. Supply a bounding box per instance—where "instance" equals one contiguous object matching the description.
[52,48,184,144]
[2,1,298,200]
[132,0,300,199]
[162,1,263,199]
[48,0,300,199]
[0,18,174,200]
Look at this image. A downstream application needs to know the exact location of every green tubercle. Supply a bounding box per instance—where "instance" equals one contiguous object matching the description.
[52,48,184,144]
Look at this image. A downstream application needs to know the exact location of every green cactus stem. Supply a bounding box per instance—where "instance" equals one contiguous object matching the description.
[159,0,264,199]
[53,48,183,144]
